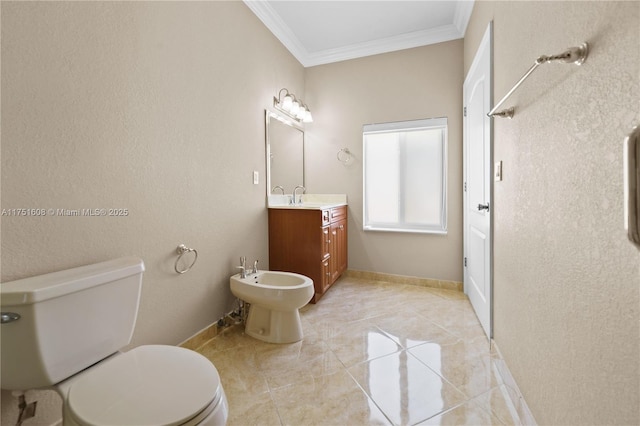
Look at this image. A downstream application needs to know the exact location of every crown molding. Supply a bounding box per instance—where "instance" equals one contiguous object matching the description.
[453,0,475,35]
[243,0,308,62]
[304,24,463,67]
[244,0,474,68]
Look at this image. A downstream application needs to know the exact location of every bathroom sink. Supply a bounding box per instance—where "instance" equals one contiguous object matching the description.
[267,194,347,210]
[288,203,328,209]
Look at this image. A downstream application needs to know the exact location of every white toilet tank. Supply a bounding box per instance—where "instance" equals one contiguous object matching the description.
[1,257,145,390]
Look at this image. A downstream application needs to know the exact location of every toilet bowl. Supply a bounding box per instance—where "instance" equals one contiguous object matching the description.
[230,270,313,343]
[0,257,229,426]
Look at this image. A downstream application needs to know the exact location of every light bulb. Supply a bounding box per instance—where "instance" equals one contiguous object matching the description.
[290,101,300,115]
[281,95,293,111]
[303,110,313,123]
[296,106,306,120]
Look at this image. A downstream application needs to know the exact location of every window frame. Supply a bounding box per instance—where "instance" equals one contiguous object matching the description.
[363,117,448,235]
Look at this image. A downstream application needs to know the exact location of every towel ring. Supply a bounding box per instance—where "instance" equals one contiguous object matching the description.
[337,148,353,165]
[175,244,198,274]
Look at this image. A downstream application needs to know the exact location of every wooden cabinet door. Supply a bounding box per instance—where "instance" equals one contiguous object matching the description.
[321,258,331,293]
[268,206,347,303]
[269,208,324,296]
[335,218,347,277]
[322,226,331,260]
[330,218,347,282]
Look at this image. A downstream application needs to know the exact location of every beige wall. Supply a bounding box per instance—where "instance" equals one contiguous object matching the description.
[0,1,304,423]
[465,2,639,424]
[4,1,638,425]
[305,40,464,282]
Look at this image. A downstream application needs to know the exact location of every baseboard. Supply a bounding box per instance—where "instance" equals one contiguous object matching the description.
[344,269,463,292]
[179,323,220,351]
[491,340,537,425]
[179,270,462,349]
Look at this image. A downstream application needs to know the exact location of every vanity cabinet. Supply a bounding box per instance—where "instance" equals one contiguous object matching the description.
[268,205,348,303]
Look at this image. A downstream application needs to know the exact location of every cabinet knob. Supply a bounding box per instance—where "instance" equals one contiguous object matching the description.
[339,225,344,230]
[326,240,331,244]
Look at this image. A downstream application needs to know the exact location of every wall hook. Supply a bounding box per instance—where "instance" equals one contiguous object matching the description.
[337,148,353,165]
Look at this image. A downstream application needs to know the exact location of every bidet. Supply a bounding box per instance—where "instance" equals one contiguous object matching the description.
[230,270,313,343]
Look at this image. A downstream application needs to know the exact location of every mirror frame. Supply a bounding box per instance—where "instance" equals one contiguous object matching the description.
[265,107,305,198]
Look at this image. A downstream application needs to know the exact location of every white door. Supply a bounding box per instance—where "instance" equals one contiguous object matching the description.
[463,22,492,339]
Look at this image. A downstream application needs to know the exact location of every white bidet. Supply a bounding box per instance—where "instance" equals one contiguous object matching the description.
[230,270,313,343]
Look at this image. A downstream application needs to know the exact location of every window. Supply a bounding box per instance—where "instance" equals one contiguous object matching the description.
[363,117,447,234]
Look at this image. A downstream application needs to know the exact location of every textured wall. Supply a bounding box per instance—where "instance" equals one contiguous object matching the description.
[0,2,304,424]
[465,2,640,424]
[305,40,464,282]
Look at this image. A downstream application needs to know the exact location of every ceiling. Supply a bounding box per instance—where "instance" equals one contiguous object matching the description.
[243,1,475,67]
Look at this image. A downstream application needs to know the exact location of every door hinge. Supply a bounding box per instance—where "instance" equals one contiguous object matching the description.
[463,106,467,117]
[464,257,467,267]
[464,182,467,192]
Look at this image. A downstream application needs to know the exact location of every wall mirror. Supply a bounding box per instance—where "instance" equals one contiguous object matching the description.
[265,108,304,197]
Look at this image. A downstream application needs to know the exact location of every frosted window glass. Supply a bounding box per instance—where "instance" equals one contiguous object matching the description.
[363,118,447,234]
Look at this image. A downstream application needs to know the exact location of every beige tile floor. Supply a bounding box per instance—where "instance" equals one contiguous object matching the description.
[197,277,522,426]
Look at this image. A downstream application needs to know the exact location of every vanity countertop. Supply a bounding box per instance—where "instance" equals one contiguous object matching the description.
[268,194,347,210]
[269,202,347,210]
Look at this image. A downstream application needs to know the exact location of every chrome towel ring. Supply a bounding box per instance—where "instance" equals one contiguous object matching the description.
[175,244,198,274]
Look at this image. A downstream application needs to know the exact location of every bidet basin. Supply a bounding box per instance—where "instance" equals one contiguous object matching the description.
[231,271,313,311]
[250,271,308,286]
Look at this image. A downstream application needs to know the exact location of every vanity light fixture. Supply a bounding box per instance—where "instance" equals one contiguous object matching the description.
[274,88,313,123]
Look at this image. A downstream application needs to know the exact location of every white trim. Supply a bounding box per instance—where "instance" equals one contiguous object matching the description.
[491,340,538,425]
[364,117,448,134]
[453,0,475,36]
[303,24,463,67]
[464,21,492,88]
[463,21,493,338]
[243,0,308,62]
[244,0,475,67]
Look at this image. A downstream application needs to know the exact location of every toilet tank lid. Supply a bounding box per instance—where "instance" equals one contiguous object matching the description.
[1,257,145,306]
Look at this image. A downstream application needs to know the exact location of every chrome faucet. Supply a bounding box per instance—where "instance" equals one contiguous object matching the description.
[293,185,306,205]
[252,259,259,274]
[237,256,247,278]
[271,185,285,195]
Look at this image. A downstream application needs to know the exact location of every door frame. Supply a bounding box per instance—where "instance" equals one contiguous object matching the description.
[463,21,494,339]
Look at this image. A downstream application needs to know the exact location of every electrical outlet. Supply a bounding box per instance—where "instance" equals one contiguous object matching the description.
[253,171,259,185]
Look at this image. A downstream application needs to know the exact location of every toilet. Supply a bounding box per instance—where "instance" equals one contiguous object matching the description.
[0,257,229,426]
[230,270,313,343]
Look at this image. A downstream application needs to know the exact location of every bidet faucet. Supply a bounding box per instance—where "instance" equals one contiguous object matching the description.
[237,256,247,278]
[293,185,306,205]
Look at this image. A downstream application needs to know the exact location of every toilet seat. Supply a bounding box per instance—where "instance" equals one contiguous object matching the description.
[65,345,222,426]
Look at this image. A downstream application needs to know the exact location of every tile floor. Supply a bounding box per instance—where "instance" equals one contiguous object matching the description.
[197,276,522,426]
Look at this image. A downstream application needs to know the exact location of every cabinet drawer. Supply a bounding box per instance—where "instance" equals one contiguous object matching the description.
[330,206,347,223]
